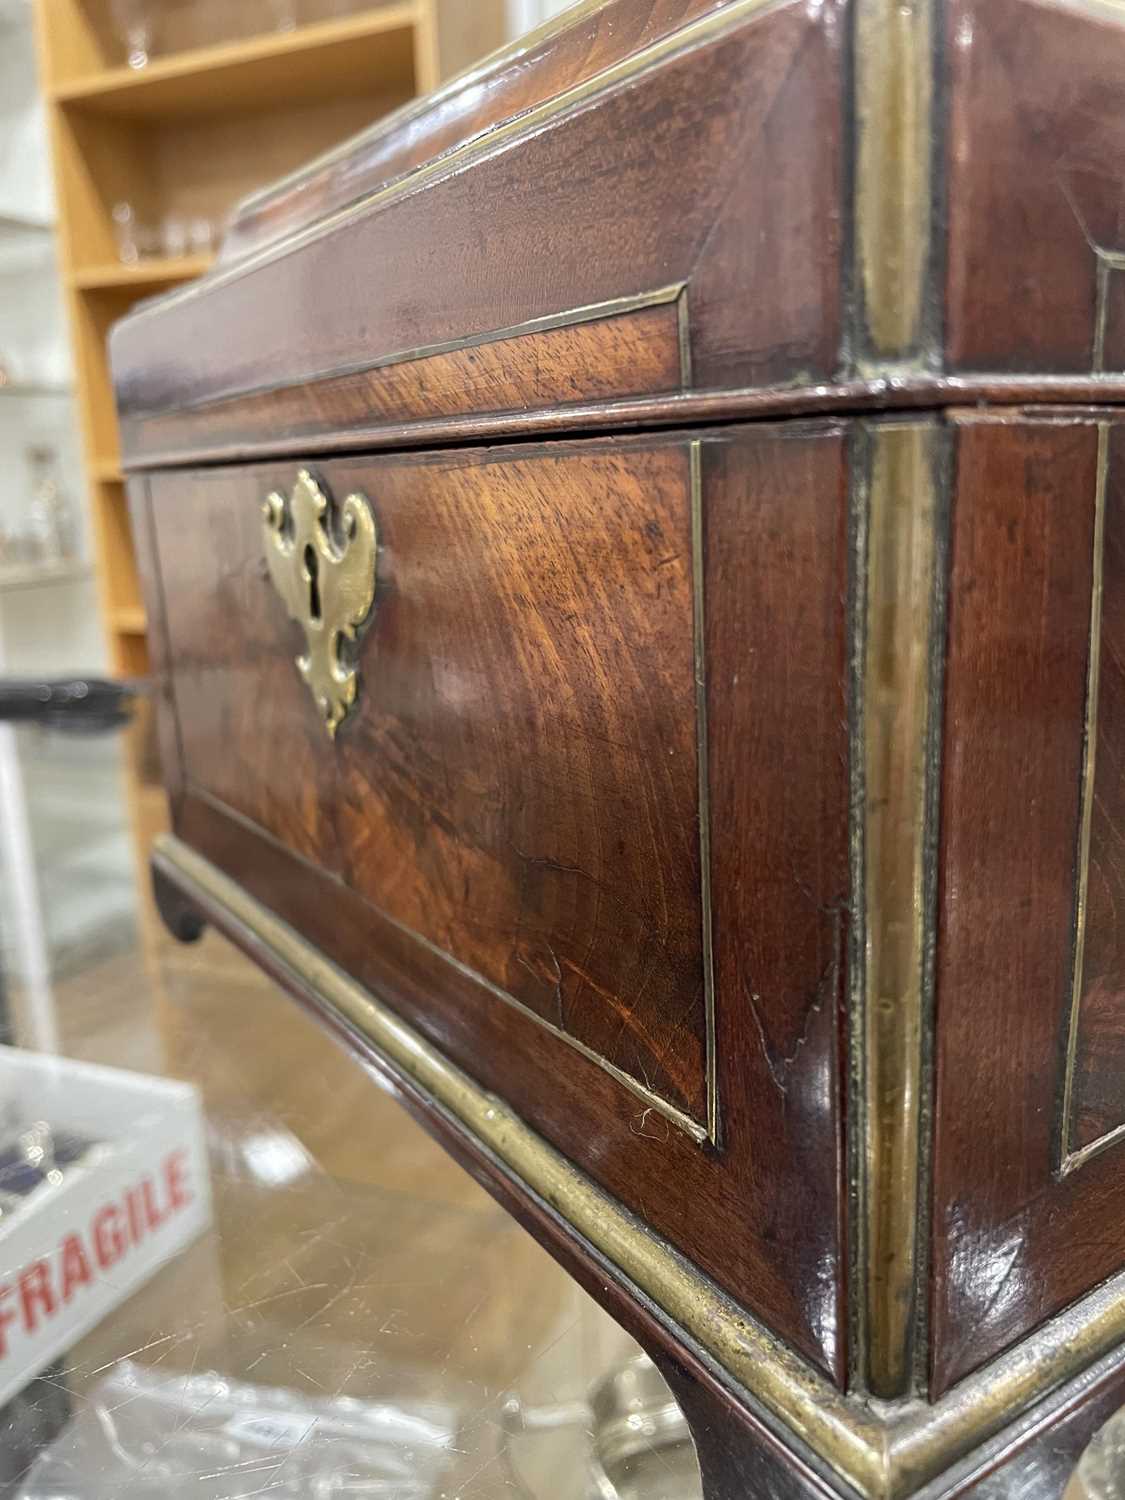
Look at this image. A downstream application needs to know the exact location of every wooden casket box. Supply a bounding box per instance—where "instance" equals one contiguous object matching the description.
[111,1,1125,1493]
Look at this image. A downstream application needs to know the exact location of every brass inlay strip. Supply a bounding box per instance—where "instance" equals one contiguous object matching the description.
[154,283,689,419]
[186,782,711,1143]
[151,831,886,1497]
[1060,422,1110,1174]
[678,289,694,388]
[229,0,617,226]
[690,440,719,1144]
[861,422,940,1397]
[1095,259,1111,375]
[154,831,1125,1500]
[853,0,935,367]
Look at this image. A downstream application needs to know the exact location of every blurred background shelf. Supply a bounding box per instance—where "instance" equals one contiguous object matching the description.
[0,380,71,396]
[0,210,53,235]
[32,0,507,685]
[0,559,90,593]
[108,604,146,634]
[70,254,213,289]
[51,6,420,119]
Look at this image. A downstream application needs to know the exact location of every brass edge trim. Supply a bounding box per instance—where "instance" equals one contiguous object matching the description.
[912,1336,1125,1500]
[853,0,935,369]
[1049,0,1125,30]
[1095,259,1111,375]
[150,831,889,1500]
[678,287,694,389]
[124,377,1125,477]
[690,440,719,1144]
[885,1258,1125,1498]
[145,282,690,420]
[846,423,872,1396]
[153,831,1125,1499]
[185,784,710,1143]
[228,0,616,224]
[1066,1117,1125,1175]
[860,423,939,1397]
[912,427,950,1393]
[1059,422,1110,1174]
[115,0,792,328]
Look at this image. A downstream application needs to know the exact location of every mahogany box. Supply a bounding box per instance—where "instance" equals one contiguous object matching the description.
[111,1,1125,1493]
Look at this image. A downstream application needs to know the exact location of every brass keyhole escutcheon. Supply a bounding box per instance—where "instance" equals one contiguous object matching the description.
[261,470,377,739]
[302,543,322,623]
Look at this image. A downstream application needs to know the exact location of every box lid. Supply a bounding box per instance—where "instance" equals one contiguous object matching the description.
[111,0,1125,471]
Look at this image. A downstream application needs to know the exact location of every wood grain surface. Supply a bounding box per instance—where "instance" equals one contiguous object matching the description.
[111,0,843,438]
[153,442,710,1126]
[120,297,685,468]
[944,0,1125,374]
[217,0,744,266]
[1069,425,1125,1153]
[142,421,853,1380]
[929,414,1125,1396]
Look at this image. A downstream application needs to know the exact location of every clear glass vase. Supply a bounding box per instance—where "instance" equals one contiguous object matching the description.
[26,446,75,564]
[109,0,159,69]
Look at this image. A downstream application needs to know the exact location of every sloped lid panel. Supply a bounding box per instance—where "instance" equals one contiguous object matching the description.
[111,0,844,468]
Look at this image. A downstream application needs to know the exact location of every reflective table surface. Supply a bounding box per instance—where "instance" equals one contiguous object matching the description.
[0,719,699,1499]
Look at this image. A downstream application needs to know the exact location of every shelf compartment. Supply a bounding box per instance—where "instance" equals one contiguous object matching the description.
[109,605,147,634]
[70,255,213,290]
[54,91,407,271]
[0,382,72,398]
[52,7,418,120]
[0,560,91,593]
[0,213,54,236]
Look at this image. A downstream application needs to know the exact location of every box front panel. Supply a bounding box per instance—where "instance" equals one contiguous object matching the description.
[155,443,710,1127]
[932,413,1125,1394]
[140,423,853,1379]
[945,0,1125,376]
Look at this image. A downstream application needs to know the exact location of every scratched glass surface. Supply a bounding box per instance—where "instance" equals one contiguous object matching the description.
[0,720,701,1499]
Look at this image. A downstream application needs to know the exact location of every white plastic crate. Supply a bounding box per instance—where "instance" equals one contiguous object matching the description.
[0,1046,211,1407]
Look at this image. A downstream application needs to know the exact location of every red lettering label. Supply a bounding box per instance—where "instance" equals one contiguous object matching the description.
[19,1261,56,1334]
[59,1234,94,1304]
[126,1187,144,1247]
[0,1285,16,1359]
[93,1204,126,1271]
[164,1149,191,1214]
[141,1178,166,1233]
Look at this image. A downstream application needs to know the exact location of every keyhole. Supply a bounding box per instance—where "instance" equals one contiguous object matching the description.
[303,544,321,621]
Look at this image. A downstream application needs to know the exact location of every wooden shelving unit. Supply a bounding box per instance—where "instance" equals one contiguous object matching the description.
[70,254,213,290]
[32,0,506,681]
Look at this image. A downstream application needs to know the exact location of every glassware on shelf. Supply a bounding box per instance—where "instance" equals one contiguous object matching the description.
[187,215,214,256]
[114,204,215,266]
[269,0,299,32]
[112,201,141,264]
[160,213,188,259]
[25,446,76,564]
[109,0,159,68]
[112,201,163,264]
[158,213,214,261]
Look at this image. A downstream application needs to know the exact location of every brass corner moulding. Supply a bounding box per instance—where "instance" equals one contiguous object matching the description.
[1059,423,1117,1175]
[262,469,377,739]
[856,420,944,1400]
[152,834,1125,1500]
